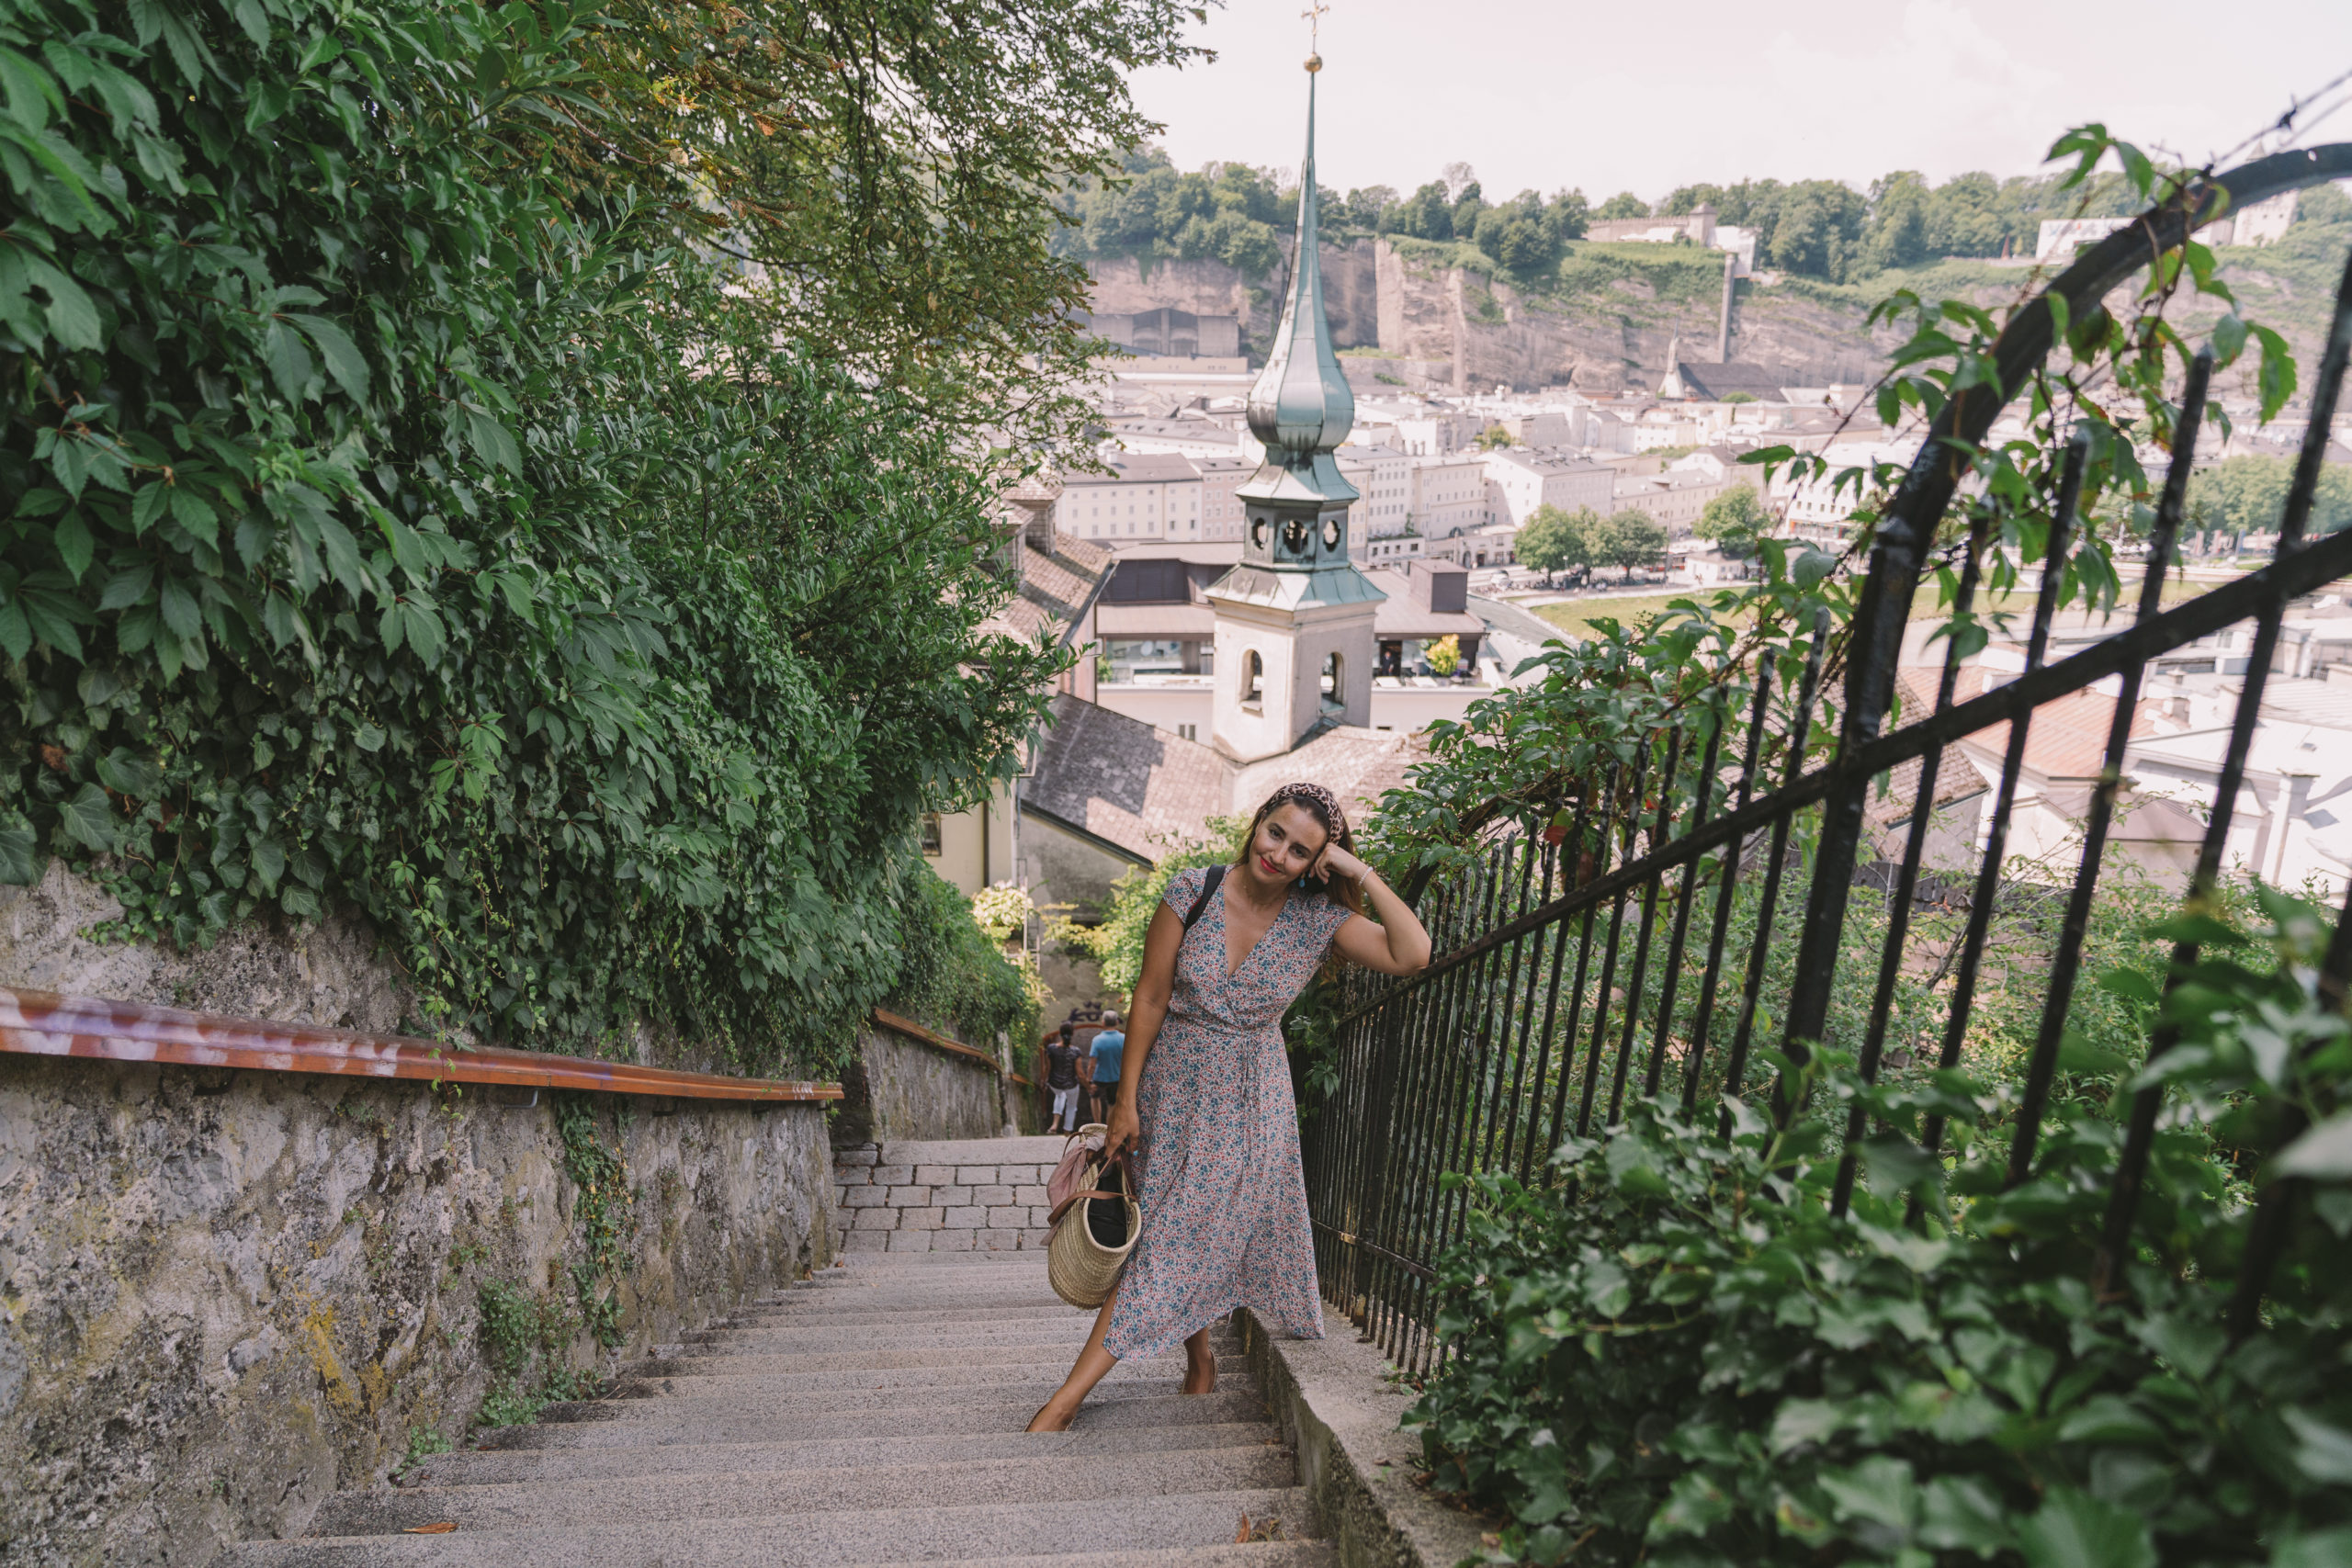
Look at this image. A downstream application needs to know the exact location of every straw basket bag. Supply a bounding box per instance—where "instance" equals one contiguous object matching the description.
[1045,1130,1143,1310]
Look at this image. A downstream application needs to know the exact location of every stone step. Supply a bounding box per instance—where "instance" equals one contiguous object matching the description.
[475,1390,1270,1449]
[701,1302,1089,1333]
[220,1485,1312,1565]
[669,1327,1234,1364]
[317,1447,1294,1535]
[848,1548,1334,1568]
[673,1318,1156,1353]
[609,1351,1246,1400]
[627,1343,1238,1381]
[732,1290,1074,1318]
[406,1423,1279,1488]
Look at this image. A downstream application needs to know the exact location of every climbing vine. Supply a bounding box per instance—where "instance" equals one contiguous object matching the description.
[555,1093,633,1350]
[0,0,1149,1072]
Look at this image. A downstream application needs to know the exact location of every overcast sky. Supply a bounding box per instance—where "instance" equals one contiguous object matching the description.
[1126,0,2352,203]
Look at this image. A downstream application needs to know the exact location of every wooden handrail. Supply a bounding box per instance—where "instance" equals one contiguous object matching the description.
[0,987,841,1102]
[871,1007,1001,1068]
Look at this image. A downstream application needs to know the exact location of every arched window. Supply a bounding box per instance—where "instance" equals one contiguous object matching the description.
[1242,650,1264,710]
[1321,651,1345,714]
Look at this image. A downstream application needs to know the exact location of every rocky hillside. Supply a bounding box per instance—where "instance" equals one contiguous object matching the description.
[1087,224,2346,403]
[1088,236,1899,394]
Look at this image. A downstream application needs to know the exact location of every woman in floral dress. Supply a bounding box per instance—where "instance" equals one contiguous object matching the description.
[1027,783,1431,1432]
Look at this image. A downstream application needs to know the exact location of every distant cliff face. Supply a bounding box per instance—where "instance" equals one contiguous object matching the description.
[1087,239,1897,394]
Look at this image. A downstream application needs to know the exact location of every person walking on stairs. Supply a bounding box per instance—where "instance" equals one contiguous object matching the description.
[1027,783,1431,1432]
[1045,1027,1088,1134]
[1086,1012,1125,1128]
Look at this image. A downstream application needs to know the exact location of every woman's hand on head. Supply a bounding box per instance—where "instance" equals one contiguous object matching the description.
[1104,1099,1141,1163]
[1311,841,1370,888]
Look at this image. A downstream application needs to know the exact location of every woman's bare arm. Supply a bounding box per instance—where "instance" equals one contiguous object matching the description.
[1102,900,1186,1162]
[1328,867,1432,976]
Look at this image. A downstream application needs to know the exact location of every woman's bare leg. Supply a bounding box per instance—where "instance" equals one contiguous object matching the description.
[1025,1280,1123,1432]
[1182,1325,1216,1395]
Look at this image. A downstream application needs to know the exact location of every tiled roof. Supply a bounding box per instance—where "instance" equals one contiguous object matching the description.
[1961,685,2154,781]
[1020,694,1235,861]
[1668,361,1792,400]
[1231,727,1424,825]
[976,531,1111,648]
[1061,452,1203,487]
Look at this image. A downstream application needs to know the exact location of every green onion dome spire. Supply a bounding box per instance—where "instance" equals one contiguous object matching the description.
[1242,62,1354,496]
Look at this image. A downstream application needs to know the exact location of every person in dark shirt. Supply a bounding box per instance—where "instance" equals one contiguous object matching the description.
[1044,1031,1087,1132]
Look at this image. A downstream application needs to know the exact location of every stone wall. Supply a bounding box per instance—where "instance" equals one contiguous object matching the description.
[0,1055,832,1565]
[831,1021,1025,1149]
[0,863,837,1564]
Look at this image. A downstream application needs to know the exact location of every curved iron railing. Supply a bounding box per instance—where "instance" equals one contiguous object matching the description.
[1301,146,2352,1372]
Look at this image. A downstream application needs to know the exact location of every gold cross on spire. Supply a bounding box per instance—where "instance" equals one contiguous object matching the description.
[1302,1,1329,55]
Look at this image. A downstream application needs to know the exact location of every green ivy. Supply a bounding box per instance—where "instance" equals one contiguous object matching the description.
[1409,894,2352,1567]
[0,0,1076,1072]
[555,1093,632,1350]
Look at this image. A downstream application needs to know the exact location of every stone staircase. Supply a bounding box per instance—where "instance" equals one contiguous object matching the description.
[831,1135,1076,1255]
[220,1153,1332,1566]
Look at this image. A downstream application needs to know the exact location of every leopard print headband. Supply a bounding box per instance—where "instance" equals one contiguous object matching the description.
[1269,782,1349,840]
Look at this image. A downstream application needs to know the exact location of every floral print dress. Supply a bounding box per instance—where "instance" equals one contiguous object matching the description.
[1100,865,1350,1360]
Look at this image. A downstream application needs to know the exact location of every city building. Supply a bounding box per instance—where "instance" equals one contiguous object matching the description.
[1082,306,1242,358]
[1482,447,1616,526]
[1195,454,1255,542]
[1409,451,1490,544]
[1052,451,1205,543]
[1337,442,1413,556]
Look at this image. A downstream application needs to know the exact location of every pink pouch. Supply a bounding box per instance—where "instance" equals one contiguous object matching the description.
[1047,1127,1105,1213]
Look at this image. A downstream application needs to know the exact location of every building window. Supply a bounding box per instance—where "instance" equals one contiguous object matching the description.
[1321,651,1345,715]
[1242,649,1263,711]
[1177,723,1198,740]
[920,813,943,855]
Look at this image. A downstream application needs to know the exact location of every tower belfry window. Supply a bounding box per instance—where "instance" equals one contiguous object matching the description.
[1321,652,1344,715]
[1242,650,1264,711]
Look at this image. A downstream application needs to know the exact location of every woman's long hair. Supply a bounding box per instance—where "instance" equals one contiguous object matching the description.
[1234,784,1367,920]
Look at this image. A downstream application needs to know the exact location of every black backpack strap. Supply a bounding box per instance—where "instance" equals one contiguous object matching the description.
[1182,863,1227,933]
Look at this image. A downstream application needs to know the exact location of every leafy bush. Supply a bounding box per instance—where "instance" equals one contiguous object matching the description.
[0,0,1170,1071]
[889,866,1041,1051]
[1051,818,1244,998]
[1410,897,2352,1567]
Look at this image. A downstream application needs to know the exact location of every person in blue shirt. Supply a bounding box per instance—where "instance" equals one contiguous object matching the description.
[1087,1012,1125,1126]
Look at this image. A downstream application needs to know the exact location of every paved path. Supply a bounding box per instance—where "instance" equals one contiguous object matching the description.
[221,1249,1329,1566]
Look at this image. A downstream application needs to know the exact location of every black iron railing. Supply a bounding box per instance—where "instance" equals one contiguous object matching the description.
[1301,144,2352,1373]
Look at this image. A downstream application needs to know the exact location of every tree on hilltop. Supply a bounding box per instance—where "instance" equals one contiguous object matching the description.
[1595,192,1649,220]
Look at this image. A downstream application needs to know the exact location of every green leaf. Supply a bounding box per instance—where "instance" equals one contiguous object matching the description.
[0,601,34,661]
[1919,1475,2010,1554]
[288,314,369,400]
[317,515,370,599]
[1768,1397,1844,1454]
[96,748,163,798]
[2277,1111,2352,1179]
[52,510,93,581]
[354,721,387,752]
[249,836,286,892]
[2282,1409,2352,1483]
[57,783,117,852]
[265,318,315,402]
[467,408,524,474]
[2018,1487,2154,1568]
[2274,1529,2352,1568]
[158,576,201,638]
[232,0,270,47]
[0,818,40,885]
[99,564,153,610]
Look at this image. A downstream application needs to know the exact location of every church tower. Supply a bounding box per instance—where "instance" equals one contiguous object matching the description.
[1207,50,1385,764]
